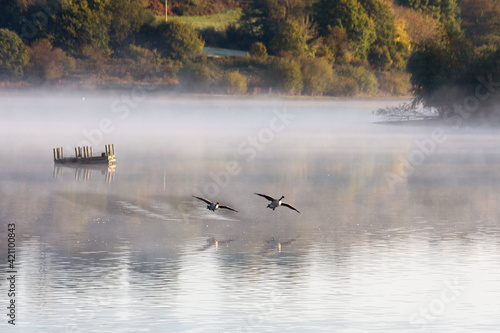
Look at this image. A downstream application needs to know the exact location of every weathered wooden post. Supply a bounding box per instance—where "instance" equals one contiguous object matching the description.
[60,147,63,159]
[75,147,78,159]
[53,148,56,161]
[112,144,115,155]
[56,148,60,160]
[90,147,93,157]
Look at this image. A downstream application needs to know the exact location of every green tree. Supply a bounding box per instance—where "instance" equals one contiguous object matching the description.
[239,0,314,50]
[53,0,110,57]
[250,42,268,60]
[0,0,23,32]
[0,28,29,78]
[270,20,308,56]
[406,24,474,116]
[148,21,204,62]
[338,65,379,96]
[107,0,151,47]
[396,0,460,27]
[359,0,411,70]
[224,70,248,94]
[239,0,286,47]
[127,44,165,77]
[314,26,352,64]
[178,61,212,91]
[299,56,334,95]
[313,0,376,60]
[269,57,303,94]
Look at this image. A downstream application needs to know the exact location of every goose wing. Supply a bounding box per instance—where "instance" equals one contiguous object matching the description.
[219,205,238,212]
[254,193,275,202]
[192,196,212,205]
[281,202,300,213]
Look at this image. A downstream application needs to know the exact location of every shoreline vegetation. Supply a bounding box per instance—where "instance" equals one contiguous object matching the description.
[0,0,499,122]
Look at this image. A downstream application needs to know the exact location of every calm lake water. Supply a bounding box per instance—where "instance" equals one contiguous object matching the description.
[1,92,500,332]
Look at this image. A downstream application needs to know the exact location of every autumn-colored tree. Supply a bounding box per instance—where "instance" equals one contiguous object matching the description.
[26,39,75,80]
[393,5,439,46]
[460,0,500,45]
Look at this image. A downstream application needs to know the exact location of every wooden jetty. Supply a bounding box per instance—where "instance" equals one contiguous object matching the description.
[53,144,116,166]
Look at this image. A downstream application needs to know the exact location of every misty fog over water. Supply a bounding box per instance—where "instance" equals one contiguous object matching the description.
[1,91,500,332]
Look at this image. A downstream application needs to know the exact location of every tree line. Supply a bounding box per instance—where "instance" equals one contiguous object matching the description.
[0,0,499,117]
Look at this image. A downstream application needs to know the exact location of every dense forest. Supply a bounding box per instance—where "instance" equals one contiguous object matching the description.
[0,0,499,118]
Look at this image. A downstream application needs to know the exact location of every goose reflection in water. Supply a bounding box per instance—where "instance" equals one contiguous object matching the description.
[265,237,296,253]
[197,237,235,251]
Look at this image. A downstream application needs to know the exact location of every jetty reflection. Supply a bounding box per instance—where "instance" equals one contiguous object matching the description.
[53,164,115,183]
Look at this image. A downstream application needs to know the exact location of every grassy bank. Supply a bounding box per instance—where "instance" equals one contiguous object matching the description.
[154,8,242,31]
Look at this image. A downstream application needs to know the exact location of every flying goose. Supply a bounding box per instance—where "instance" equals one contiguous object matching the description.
[192,196,238,212]
[254,193,300,213]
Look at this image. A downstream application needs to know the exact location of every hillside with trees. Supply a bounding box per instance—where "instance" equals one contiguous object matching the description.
[0,0,499,117]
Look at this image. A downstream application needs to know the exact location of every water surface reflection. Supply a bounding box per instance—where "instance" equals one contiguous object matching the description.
[1,95,500,332]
